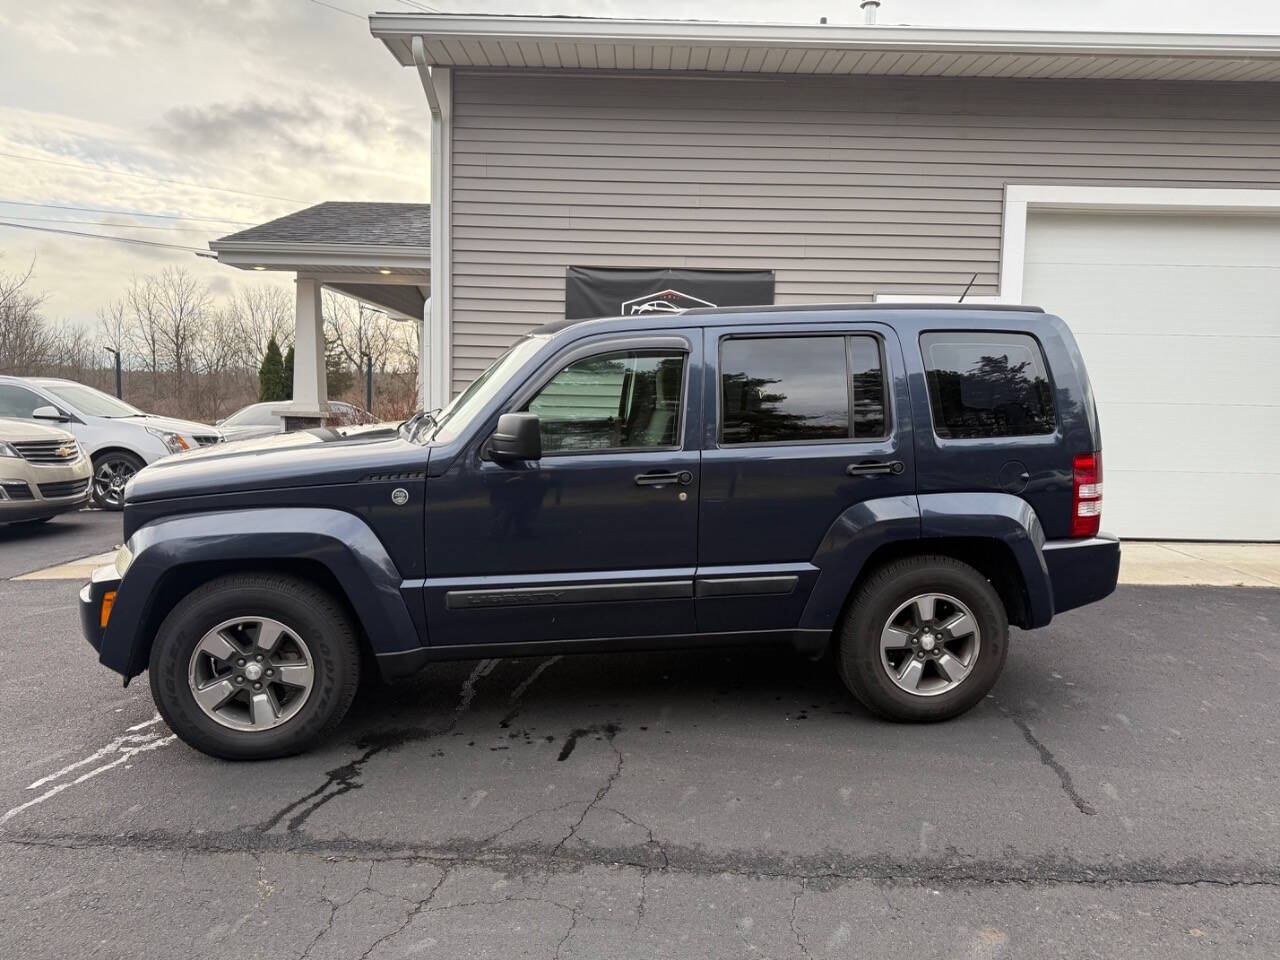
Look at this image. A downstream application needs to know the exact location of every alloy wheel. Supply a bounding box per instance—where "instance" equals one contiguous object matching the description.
[186,617,315,731]
[879,593,982,697]
[93,457,138,508]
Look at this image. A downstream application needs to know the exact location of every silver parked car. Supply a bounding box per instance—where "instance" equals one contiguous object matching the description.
[217,400,377,442]
[0,377,221,510]
[0,418,92,525]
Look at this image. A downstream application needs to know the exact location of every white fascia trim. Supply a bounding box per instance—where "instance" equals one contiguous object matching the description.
[370,14,1280,66]
[212,243,430,272]
[999,184,1280,302]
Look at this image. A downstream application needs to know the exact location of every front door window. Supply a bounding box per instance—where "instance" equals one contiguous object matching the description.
[527,349,685,454]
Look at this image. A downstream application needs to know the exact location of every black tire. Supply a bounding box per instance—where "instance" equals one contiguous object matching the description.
[91,450,144,511]
[837,555,1008,723]
[149,573,361,760]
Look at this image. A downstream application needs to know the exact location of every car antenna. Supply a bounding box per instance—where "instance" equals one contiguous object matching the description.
[957,273,978,303]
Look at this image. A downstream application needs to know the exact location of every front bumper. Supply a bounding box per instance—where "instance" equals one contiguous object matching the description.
[79,564,122,655]
[1043,533,1121,616]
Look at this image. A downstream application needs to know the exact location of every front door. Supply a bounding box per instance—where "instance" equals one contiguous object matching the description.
[697,322,916,632]
[423,332,702,648]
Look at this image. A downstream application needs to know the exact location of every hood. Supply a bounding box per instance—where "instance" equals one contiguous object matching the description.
[125,413,219,437]
[0,417,76,443]
[124,427,429,504]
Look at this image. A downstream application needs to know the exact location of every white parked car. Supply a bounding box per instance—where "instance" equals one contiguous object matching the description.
[0,377,221,510]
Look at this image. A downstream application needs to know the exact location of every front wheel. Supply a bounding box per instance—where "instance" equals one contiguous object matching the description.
[149,574,360,759]
[91,451,144,510]
[837,556,1008,722]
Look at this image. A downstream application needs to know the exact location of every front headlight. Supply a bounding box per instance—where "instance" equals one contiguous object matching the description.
[0,441,18,458]
[145,427,189,454]
[114,544,134,577]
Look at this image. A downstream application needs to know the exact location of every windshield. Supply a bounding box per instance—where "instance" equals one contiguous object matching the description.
[42,383,142,418]
[429,336,548,443]
[222,404,278,427]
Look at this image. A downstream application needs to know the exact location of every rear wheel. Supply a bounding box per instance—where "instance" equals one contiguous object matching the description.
[149,574,360,759]
[837,556,1008,722]
[91,451,144,510]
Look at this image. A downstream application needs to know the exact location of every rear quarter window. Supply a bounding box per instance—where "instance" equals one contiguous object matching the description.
[920,332,1056,439]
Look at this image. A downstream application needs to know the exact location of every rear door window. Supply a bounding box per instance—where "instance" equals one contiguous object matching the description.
[920,332,1056,439]
[719,335,887,444]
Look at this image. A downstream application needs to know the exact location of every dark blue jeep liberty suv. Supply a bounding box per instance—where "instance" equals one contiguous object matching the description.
[80,304,1119,759]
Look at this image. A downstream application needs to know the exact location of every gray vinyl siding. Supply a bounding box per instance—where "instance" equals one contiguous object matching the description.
[449,71,1280,392]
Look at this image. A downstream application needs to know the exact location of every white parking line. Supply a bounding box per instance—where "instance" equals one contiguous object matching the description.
[0,714,175,828]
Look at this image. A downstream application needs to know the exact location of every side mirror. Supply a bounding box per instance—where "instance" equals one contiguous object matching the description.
[32,405,69,423]
[488,412,541,462]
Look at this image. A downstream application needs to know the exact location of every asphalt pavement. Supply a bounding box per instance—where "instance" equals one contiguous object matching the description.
[1,523,1278,958]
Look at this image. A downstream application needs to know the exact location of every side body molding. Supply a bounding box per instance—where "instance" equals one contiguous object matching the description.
[917,492,1053,627]
[101,508,422,678]
[800,495,921,630]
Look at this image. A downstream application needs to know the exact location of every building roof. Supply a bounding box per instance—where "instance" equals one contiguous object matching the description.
[213,201,429,248]
[370,14,1280,84]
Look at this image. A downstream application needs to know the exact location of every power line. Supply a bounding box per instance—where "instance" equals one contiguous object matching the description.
[0,220,208,253]
[395,1,442,12]
[0,152,305,204]
[305,0,365,19]
[2,215,222,233]
[0,199,254,226]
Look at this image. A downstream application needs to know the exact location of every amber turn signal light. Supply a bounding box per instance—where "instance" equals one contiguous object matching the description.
[100,590,116,629]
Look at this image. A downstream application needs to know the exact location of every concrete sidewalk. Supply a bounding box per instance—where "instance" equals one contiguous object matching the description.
[1120,541,1280,587]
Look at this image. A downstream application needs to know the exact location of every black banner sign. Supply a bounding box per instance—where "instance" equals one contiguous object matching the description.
[565,266,775,320]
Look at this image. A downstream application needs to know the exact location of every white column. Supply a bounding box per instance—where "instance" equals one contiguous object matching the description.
[291,277,327,415]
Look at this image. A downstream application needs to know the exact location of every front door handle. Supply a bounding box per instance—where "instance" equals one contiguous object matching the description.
[846,460,905,477]
[635,470,693,487]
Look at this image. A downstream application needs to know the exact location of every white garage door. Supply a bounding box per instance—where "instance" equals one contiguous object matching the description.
[1023,211,1280,541]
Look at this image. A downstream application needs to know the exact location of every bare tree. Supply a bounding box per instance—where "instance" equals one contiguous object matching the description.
[228,283,293,368]
[0,258,56,374]
[189,308,244,421]
[124,274,164,400]
[323,291,418,374]
[153,266,211,381]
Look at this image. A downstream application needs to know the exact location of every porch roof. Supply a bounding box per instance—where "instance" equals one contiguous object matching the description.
[209,201,430,320]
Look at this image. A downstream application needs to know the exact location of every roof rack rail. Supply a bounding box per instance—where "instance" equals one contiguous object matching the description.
[681,302,1044,316]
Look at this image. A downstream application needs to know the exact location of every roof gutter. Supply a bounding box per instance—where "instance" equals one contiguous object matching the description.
[371,14,1280,65]
[407,33,453,411]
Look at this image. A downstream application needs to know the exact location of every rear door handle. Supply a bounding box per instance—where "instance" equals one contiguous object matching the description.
[846,460,905,477]
[635,471,692,487]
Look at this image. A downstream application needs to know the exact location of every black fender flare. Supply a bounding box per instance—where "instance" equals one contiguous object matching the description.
[800,492,1052,631]
[100,507,421,678]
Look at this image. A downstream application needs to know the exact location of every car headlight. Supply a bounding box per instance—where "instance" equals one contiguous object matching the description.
[145,427,189,454]
[0,441,18,458]
[115,543,134,577]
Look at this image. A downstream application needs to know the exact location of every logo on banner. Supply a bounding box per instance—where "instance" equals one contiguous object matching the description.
[620,288,716,315]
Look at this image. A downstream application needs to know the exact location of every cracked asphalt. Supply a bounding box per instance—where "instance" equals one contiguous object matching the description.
[2,519,1279,957]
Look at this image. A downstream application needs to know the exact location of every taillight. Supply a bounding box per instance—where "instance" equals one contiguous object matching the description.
[1071,452,1102,538]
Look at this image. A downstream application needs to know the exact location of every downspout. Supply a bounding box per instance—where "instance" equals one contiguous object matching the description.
[412,36,453,410]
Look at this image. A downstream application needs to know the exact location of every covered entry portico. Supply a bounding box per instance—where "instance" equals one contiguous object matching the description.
[209,202,431,426]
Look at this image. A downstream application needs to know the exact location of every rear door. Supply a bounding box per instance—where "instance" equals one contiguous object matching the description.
[697,322,915,633]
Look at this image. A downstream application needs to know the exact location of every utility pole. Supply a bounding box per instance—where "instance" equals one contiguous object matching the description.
[105,347,122,399]
[360,351,373,412]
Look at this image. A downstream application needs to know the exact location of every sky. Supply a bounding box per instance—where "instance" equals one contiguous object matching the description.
[2,0,1278,329]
